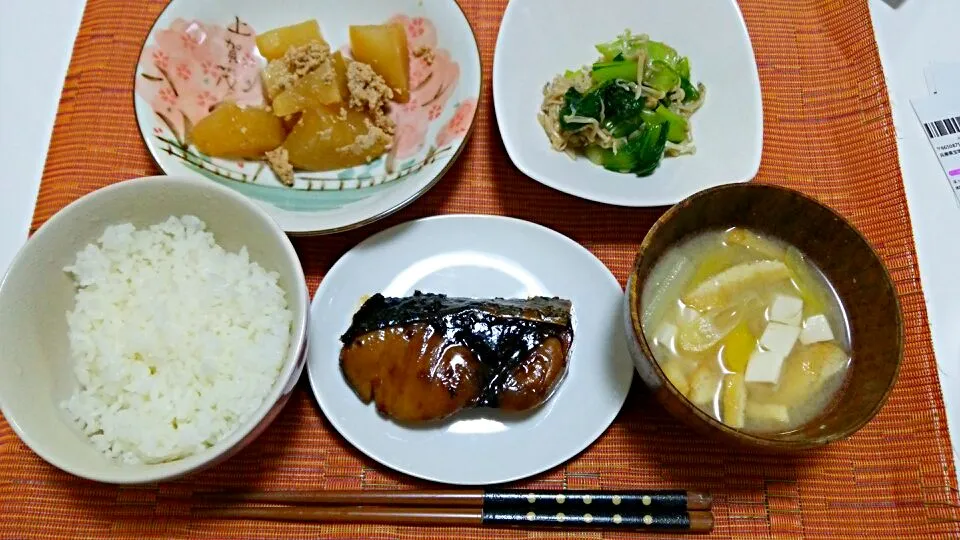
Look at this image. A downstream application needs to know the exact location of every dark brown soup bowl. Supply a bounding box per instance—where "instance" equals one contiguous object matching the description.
[625,183,903,450]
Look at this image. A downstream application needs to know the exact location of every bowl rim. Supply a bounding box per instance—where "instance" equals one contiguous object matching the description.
[491,0,764,207]
[0,175,310,483]
[626,182,904,449]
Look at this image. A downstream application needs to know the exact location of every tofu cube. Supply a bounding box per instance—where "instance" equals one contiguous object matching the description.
[800,314,835,344]
[654,322,678,348]
[759,322,801,355]
[744,349,787,384]
[769,294,803,326]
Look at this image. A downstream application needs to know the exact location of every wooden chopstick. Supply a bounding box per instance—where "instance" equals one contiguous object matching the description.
[195,506,479,526]
[193,505,714,533]
[203,489,713,511]
[207,489,484,507]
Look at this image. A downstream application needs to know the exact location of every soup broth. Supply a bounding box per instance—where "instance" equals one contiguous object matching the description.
[640,227,850,433]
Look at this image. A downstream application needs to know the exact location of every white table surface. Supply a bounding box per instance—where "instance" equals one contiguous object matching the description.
[1,1,957,474]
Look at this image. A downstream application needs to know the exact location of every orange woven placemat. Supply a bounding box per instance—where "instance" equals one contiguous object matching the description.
[2,0,958,538]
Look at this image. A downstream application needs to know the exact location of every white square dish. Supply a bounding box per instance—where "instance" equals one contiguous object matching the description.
[493,0,763,207]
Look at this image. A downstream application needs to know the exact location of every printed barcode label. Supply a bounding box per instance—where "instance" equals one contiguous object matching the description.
[923,116,960,139]
[912,91,960,208]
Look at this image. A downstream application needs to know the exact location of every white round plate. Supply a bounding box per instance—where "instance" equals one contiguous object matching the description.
[493,0,762,207]
[307,215,634,485]
[135,0,481,234]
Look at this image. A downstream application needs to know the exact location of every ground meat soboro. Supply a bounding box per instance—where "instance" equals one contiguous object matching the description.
[265,147,295,186]
[346,61,396,135]
[262,41,333,99]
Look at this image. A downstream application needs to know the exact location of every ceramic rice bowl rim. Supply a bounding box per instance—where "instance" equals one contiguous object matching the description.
[0,175,310,483]
[625,182,904,449]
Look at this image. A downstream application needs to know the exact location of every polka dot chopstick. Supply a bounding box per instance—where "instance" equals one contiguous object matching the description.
[194,489,714,533]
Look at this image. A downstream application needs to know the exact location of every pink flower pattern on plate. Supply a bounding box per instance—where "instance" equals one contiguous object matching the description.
[196,90,218,110]
[175,63,192,80]
[387,14,463,159]
[179,32,199,51]
[152,51,170,70]
[136,17,264,143]
[158,87,177,107]
[436,98,478,149]
[408,17,428,39]
[200,60,216,77]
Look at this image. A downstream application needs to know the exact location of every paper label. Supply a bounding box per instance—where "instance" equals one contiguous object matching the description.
[912,92,960,206]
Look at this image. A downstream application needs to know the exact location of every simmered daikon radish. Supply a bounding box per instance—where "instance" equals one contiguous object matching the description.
[641,250,694,335]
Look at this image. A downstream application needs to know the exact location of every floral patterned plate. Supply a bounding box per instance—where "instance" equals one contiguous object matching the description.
[135,0,480,234]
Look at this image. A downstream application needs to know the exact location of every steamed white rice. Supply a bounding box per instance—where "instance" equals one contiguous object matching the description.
[61,216,293,464]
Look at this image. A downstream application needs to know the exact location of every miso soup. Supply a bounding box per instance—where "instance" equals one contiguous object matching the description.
[640,227,850,433]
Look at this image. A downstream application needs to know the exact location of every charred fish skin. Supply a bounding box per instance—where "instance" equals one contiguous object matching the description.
[339,292,572,344]
[339,292,574,420]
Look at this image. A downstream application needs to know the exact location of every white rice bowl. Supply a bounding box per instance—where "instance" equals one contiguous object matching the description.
[61,215,293,465]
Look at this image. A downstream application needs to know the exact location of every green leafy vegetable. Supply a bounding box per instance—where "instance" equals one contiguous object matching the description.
[676,57,691,80]
[558,88,602,130]
[644,60,680,92]
[680,79,701,103]
[595,32,647,61]
[585,144,605,165]
[655,104,688,143]
[603,116,643,138]
[604,106,662,138]
[594,119,668,174]
[645,41,680,68]
[674,57,701,102]
[561,81,649,135]
[598,82,643,115]
[641,109,665,125]
[591,60,638,84]
[595,32,680,68]
[544,30,705,177]
[630,121,670,175]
